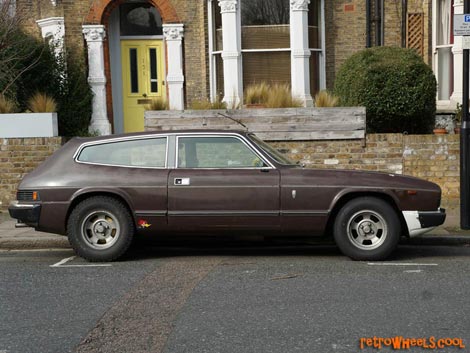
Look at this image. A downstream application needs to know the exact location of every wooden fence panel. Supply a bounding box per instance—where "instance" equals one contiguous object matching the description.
[145,107,366,141]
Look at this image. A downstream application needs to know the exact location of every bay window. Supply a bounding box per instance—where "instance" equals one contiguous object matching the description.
[208,0,325,105]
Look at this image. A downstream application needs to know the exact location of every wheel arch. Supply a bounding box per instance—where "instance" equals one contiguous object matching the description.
[66,190,135,233]
[325,191,408,237]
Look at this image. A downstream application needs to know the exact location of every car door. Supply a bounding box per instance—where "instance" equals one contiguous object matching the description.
[167,134,280,233]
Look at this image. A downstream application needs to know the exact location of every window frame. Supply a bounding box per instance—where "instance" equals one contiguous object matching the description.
[175,133,275,169]
[74,135,169,169]
[207,0,326,101]
[432,0,455,105]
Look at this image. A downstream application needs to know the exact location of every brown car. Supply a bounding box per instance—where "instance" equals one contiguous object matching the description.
[9,130,445,261]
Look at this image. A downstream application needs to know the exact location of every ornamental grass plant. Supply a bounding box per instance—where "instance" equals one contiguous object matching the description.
[265,83,303,108]
[0,95,16,113]
[27,92,57,113]
[146,97,168,110]
[314,90,339,107]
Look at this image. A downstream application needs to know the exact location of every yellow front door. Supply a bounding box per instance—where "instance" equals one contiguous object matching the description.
[121,40,164,132]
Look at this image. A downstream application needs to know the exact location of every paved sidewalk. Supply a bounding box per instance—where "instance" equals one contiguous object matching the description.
[0,212,69,250]
[1,211,470,250]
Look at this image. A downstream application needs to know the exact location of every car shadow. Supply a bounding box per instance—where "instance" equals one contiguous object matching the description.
[121,236,470,262]
[123,236,343,261]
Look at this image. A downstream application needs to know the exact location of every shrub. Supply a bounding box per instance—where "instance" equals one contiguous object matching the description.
[27,92,57,112]
[314,90,339,107]
[334,47,437,133]
[55,50,93,137]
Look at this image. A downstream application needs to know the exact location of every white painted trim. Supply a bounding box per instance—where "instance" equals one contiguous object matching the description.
[433,0,462,106]
[208,0,216,101]
[36,17,65,58]
[208,0,324,105]
[0,113,58,138]
[218,0,242,107]
[82,25,112,135]
[320,0,326,90]
[290,0,313,107]
[163,24,185,110]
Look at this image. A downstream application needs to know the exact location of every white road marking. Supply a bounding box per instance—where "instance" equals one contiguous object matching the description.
[404,270,423,273]
[50,256,75,267]
[55,264,112,268]
[367,262,438,266]
[0,248,71,253]
[50,256,112,268]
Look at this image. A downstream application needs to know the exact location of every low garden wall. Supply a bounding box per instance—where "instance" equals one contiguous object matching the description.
[0,134,461,228]
[0,137,64,210]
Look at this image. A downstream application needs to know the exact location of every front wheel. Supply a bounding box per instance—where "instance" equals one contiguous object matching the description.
[67,196,134,262]
[333,197,401,261]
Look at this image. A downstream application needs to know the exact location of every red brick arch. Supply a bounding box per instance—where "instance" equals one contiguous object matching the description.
[85,0,180,24]
[84,0,180,132]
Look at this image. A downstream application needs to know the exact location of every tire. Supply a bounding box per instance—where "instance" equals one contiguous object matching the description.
[67,196,134,262]
[333,197,401,261]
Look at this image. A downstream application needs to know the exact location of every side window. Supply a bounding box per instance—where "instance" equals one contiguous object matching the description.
[177,136,266,168]
[78,138,167,167]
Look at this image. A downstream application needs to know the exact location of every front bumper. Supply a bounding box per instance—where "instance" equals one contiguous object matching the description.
[402,208,446,237]
[8,201,41,228]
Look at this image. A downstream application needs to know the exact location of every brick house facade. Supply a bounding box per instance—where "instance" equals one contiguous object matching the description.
[14,0,458,135]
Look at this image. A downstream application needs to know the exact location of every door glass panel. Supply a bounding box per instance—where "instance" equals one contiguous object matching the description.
[177,137,266,168]
[149,48,158,93]
[129,48,138,93]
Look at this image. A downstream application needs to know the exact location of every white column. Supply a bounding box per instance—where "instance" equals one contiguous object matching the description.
[163,24,185,110]
[451,0,464,105]
[290,0,313,107]
[219,0,242,108]
[82,25,111,135]
[36,17,65,58]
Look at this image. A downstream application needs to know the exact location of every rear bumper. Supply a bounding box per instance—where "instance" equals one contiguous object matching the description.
[8,201,41,228]
[402,208,446,237]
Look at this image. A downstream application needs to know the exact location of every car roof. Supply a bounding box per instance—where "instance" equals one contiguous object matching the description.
[72,129,250,143]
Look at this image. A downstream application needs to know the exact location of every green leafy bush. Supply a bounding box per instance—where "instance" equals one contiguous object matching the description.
[55,50,93,137]
[334,47,436,133]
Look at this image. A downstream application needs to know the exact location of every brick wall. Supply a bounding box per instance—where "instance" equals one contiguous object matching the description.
[270,134,460,227]
[324,0,431,88]
[170,0,209,107]
[0,138,63,210]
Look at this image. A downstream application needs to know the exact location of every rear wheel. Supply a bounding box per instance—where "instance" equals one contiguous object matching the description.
[333,197,401,260]
[67,196,134,262]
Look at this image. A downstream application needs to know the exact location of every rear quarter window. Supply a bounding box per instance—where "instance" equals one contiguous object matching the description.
[77,137,167,168]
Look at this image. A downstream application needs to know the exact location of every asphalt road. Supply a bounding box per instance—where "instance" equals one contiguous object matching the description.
[1,242,469,353]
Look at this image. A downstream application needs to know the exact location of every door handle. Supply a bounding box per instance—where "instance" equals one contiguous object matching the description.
[142,93,147,98]
[174,178,190,185]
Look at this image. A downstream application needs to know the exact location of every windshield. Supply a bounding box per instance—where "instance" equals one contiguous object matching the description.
[248,134,296,165]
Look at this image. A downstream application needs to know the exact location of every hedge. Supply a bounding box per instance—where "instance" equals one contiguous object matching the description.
[334,47,437,134]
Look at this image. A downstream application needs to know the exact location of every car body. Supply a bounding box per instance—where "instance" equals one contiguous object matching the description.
[9,130,445,261]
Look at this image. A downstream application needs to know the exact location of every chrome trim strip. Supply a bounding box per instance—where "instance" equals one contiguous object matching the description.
[74,136,169,169]
[9,201,36,208]
[175,133,275,169]
[168,185,277,189]
[280,210,328,215]
[168,210,279,216]
[135,211,167,216]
